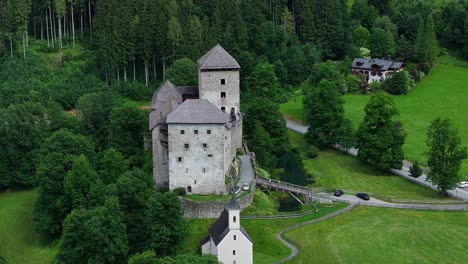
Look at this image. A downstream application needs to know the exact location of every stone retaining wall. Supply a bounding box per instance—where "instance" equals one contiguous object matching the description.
[181,190,254,218]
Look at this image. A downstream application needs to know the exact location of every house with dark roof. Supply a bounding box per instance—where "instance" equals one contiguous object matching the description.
[351,58,404,83]
[201,193,253,264]
[149,45,243,195]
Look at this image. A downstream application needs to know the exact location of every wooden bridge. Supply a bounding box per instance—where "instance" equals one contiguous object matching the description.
[255,177,332,205]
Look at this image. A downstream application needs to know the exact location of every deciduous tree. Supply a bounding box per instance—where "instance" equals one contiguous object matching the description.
[426,118,467,195]
[304,80,347,147]
[57,197,128,263]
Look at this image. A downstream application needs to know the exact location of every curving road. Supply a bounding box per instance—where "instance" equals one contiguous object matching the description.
[286,119,468,202]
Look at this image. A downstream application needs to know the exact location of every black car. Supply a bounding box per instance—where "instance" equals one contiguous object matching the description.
[334,189,344,197]
[356,193,370,200]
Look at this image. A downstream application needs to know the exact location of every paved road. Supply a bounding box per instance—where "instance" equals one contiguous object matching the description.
[239,155,255,186]
[318,193,468,211]
[286,119,468,202]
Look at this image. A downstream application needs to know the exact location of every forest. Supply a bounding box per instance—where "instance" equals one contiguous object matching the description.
[0,0,468,263]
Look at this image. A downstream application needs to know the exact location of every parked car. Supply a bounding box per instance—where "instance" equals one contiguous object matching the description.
[458,181,468,188]
[334,189,344,197]
[234,186,241,194]
[242,182,250,191]
[356,193,370,201]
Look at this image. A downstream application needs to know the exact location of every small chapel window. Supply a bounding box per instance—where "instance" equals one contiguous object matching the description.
[233,216,237,223]
[221,92,226,98]
[221,79,226,85]
[233,235,237,240]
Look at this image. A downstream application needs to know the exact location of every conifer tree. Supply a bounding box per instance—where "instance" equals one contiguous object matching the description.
[356,93,406,171]
[426,118,467,195]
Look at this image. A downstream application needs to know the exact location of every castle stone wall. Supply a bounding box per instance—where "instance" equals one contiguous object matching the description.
[168,123,226,195]
[152,125,169,189]
[181,191,254,218]
[198,70,240,118]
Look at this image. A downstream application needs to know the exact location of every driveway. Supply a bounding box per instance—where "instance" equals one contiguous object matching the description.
[239,155,255,186]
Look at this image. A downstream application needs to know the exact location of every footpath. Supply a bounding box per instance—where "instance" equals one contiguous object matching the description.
[286,120,468,202]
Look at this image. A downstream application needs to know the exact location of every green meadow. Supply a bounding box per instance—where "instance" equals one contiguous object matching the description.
[0,190,57,264]
[181,203,348,264]
[281,64,468,179]
[287,206,468,264]
[289,131,455,202]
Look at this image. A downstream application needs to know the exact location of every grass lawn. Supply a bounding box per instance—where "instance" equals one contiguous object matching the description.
[0,190,57,264]
[287,206,468,264]
[281,64,468,180]
[181,203,348,264]
[289,131,455,202]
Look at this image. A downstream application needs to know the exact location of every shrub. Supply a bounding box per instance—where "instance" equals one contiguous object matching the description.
[409,160,423,178]
[173,187,187,196]
[345,74,365,93]
[308,145,319,158]
[368,81,382,93]
[383,71,410,95]
[114,81,151,101]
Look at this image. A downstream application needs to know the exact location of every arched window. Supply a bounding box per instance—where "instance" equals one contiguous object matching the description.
[187,186,192,193]
[233,216,236,223]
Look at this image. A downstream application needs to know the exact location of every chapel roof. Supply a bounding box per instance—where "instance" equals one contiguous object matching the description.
[197,44,241,71]
[166,99,226,124]
[202,202,253,246]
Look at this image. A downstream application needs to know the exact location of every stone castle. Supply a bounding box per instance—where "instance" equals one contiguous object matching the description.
[149,45,242,195]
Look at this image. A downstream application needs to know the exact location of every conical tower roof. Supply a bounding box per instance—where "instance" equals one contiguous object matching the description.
[197,44,241,71]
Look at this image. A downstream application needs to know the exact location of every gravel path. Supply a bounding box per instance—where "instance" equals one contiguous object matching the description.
[274,203,359,264]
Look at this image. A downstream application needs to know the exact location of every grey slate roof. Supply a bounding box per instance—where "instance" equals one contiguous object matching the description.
[351,58,404,71]
[204,208,253,246]
[227,191,240,210]
[150,80,182,110]
[197,44,241,71]
[166,99,226,124]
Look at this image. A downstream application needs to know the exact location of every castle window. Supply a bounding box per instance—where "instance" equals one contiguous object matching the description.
[184,144,189,149]
[233,216,237,223]
[194,130,198,134]
[187,186,192,193]
[203,143,207,148]
[221,79,226,85]
[233,250,236,255]
[194,180,197,184]
[203,168,206,173]
[221,92,226,98]
[207,130,211,134]
[178,157,182,162]
[208,154,213,158]
[186,168,188,173]
[221,107,226,113]
[180,130,185,134]
[233,235,237,240]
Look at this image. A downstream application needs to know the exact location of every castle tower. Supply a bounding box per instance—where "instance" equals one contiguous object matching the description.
[197,44,241,120]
